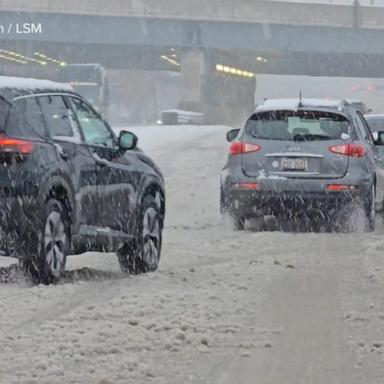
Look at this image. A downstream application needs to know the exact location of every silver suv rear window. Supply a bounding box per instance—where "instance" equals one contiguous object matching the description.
[246,110,349,141]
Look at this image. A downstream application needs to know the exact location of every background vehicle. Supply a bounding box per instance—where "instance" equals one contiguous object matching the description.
[343,99,371,114]
[57,63,109,117]
[221,98,384,231]
[160,109,204,125]
[365,114,384,133]
[0,76,165,284]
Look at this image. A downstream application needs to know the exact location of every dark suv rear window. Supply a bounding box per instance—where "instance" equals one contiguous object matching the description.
[5,97,46,138]
[246,110,349,141]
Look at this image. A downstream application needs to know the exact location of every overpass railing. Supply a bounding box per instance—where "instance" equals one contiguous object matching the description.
[1,0,384,28]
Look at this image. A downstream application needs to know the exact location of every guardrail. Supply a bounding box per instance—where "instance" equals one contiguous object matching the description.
[1,0,384,28]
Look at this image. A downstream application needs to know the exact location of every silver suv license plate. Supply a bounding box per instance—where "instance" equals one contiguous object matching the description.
[282,158,307,171]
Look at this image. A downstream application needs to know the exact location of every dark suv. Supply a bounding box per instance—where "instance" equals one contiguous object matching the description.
[0,76,165,284]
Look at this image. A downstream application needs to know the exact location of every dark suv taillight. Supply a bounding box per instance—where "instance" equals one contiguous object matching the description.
[0,136,35,163]
[0,136,35,155]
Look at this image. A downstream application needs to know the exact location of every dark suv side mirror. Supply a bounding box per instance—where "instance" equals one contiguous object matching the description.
[118,130,138,150]
[226,128,240,142]
[373,131,384,146]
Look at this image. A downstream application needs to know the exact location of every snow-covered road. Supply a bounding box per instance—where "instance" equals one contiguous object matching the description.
[1,125,384,383]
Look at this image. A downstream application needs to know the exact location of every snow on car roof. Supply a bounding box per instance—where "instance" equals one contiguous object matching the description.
[345,99,365,104]
[364,114,384,119]
[0,76,73,92]
[256,98,344,112]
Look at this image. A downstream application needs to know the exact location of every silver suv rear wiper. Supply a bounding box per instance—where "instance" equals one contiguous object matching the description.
[293,133,333,142]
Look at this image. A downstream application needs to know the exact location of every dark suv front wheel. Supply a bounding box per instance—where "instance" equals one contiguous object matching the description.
[117,193,163,274]
[20,199,70,284]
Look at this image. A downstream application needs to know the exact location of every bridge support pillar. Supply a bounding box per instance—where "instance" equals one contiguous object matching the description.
[179,49,207,115]
[179,49,256,125]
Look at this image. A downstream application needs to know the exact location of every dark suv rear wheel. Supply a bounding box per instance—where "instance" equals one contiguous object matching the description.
[20,199,70,284]
[117,193,163,274]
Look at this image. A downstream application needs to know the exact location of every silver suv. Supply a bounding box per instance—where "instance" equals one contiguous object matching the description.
[220,98,384,231]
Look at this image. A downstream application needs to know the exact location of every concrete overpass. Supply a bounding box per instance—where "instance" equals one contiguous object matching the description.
[1,0,384,77]
[1,0,384,28]
[1,0,384,123]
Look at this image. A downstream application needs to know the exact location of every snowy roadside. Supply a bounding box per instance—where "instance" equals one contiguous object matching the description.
[0,125,384,383]
[113,125,228,153]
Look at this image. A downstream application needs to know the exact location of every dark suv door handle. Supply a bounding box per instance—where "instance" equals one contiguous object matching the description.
[92,151,108,167]
[54,143,70,161]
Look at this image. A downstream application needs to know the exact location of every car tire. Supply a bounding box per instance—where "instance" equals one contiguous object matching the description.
[220,187,227,215]
[20,199,70,284]
[365,184,375,232]
[232,215,245,231]
[117,193,163,274]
